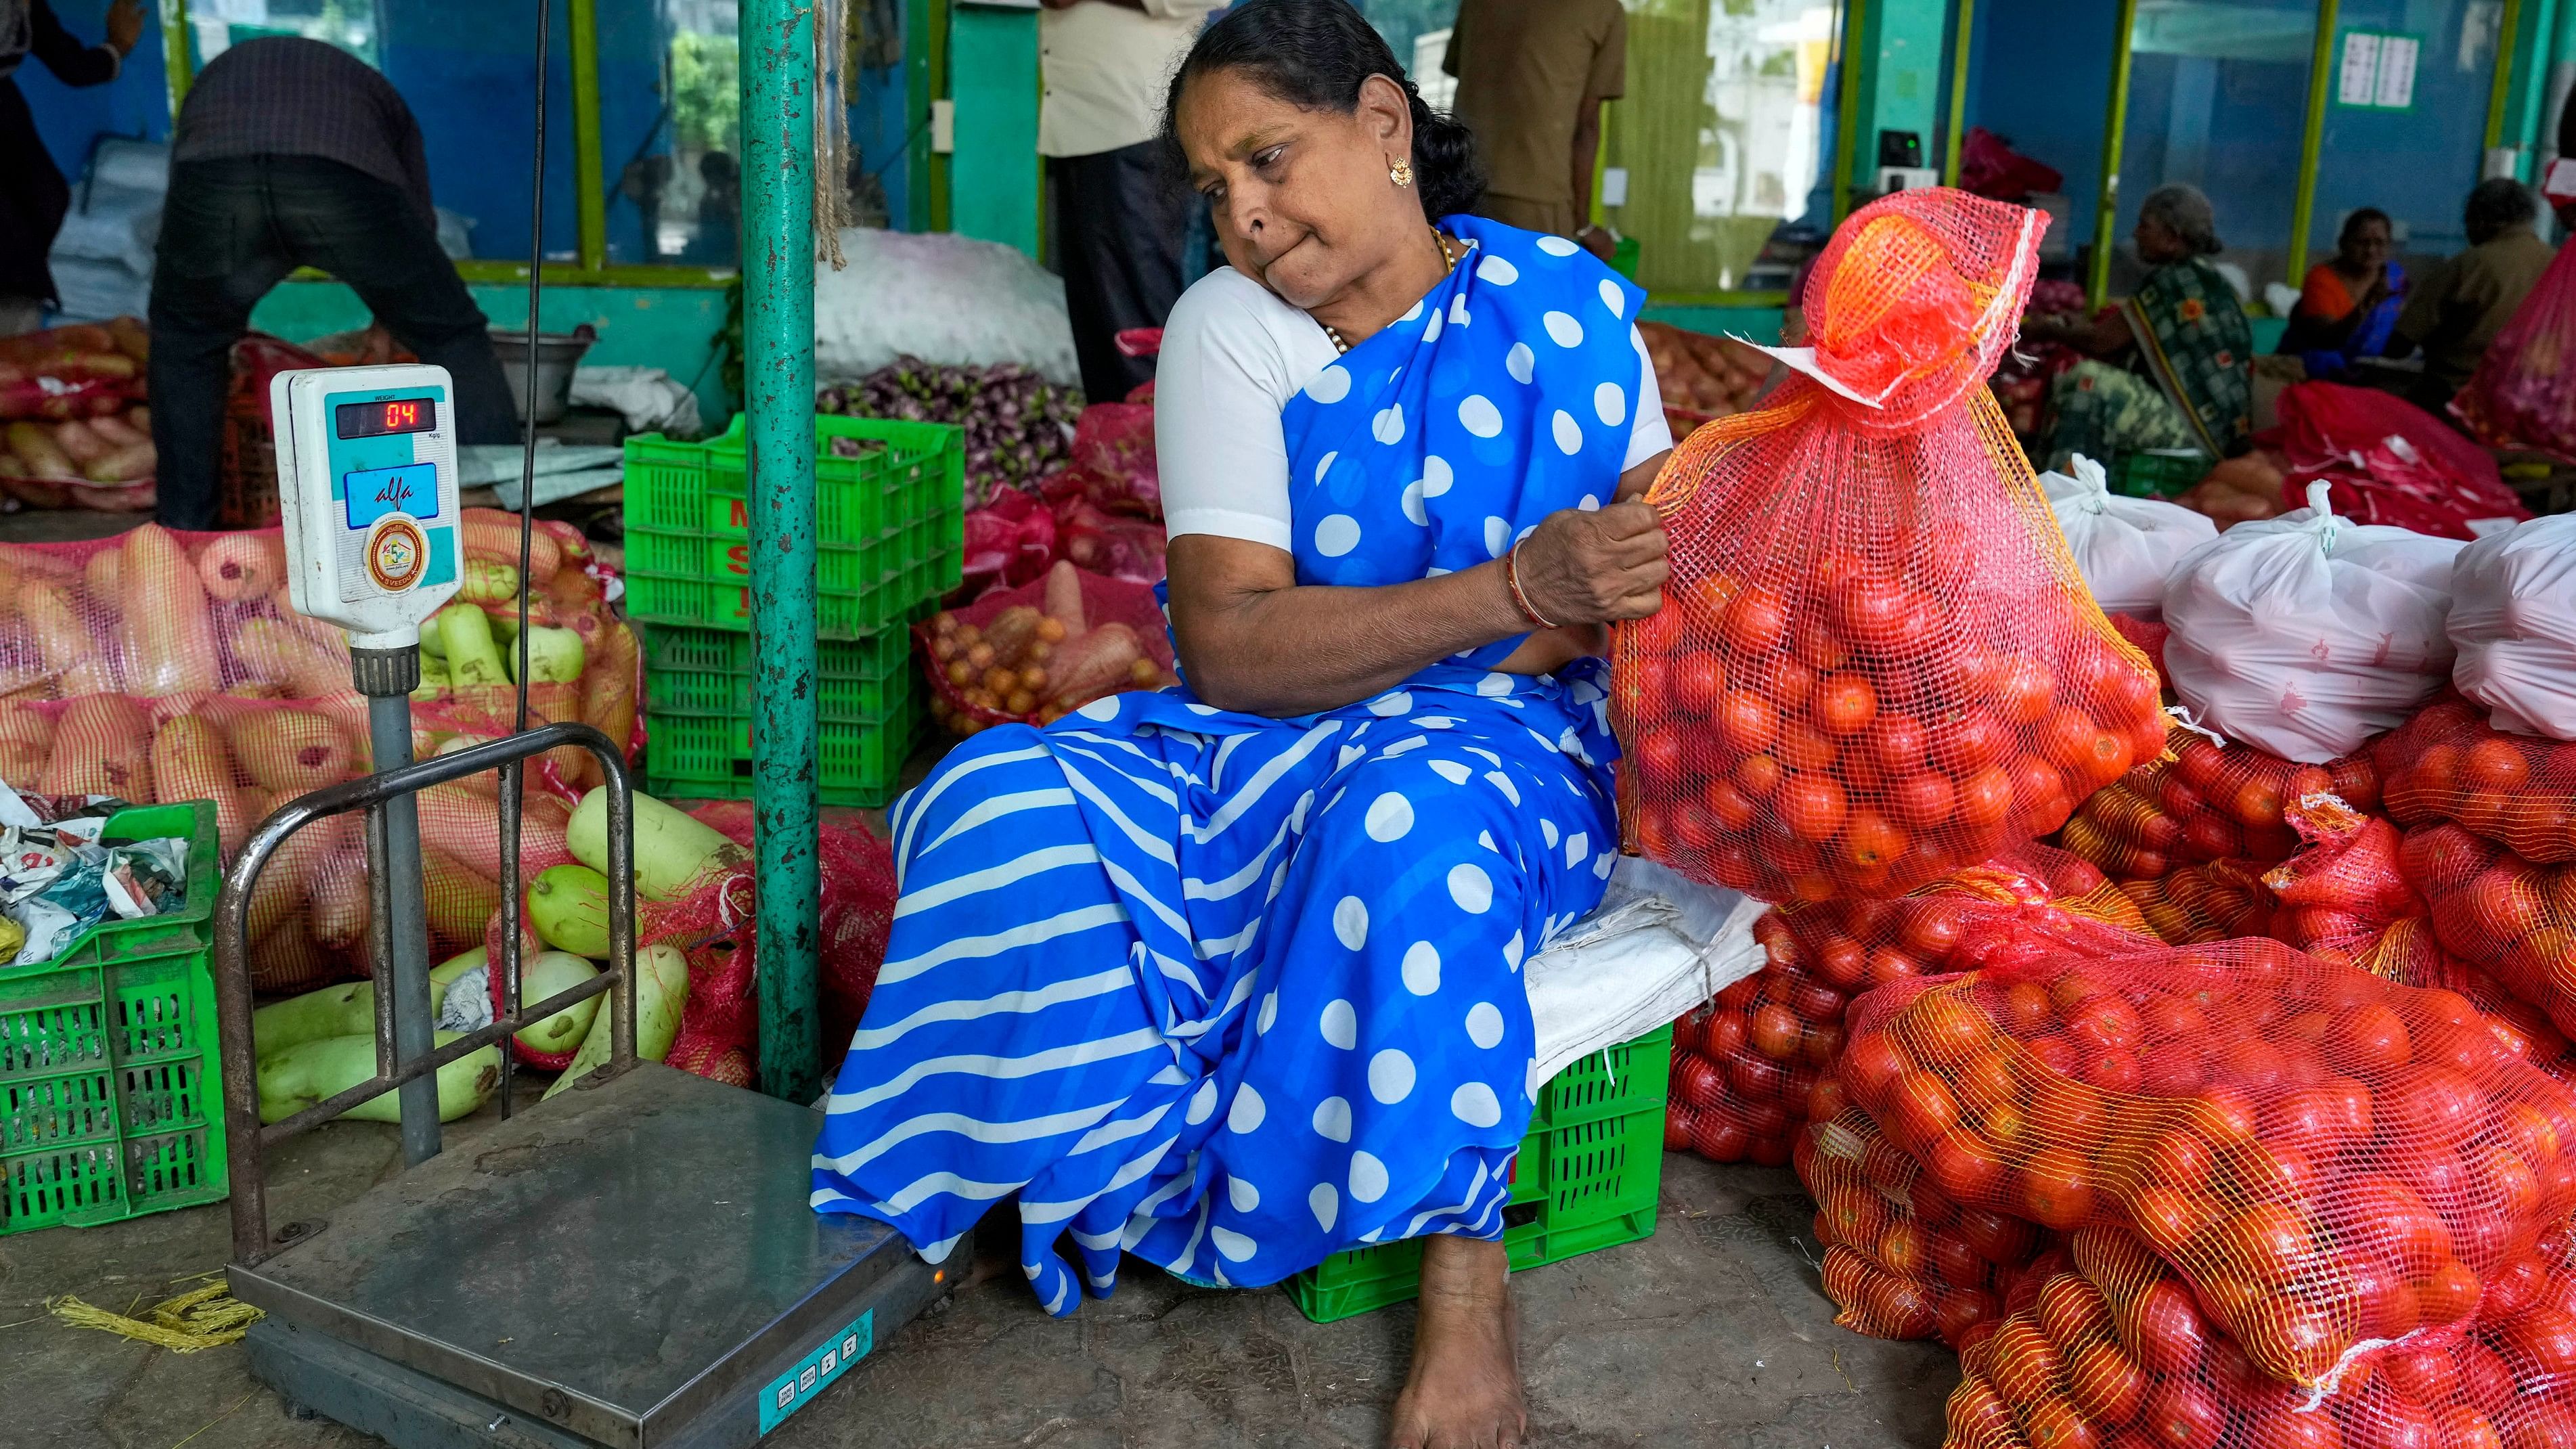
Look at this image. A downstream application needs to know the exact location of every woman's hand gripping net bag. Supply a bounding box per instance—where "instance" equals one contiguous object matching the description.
[1616,189,2164,904]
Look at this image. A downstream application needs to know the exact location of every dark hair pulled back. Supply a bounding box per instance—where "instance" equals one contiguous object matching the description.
[1164,0,1486,222]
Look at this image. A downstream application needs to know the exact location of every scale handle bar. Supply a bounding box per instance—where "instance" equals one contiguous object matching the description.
[211,721,640,1268]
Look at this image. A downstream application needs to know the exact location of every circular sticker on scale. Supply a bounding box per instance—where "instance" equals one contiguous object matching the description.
[367,517,428,592]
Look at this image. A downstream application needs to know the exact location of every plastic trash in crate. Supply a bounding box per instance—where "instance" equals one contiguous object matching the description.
[2,801,227,1235]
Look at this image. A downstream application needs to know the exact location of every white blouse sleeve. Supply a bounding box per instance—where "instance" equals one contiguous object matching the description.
[1625,329,1675,469]
[1155,281,1681,545]
[1153,270,1319,552]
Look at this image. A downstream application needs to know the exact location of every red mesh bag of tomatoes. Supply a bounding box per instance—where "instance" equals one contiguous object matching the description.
[2405,822,2576,1047]
[1666,843,2152,1166]
[2377,697,2576,864]
[1949,1222,2576,1449]
[2261,793,2418,966]
[2357,918,2576,1082]
[1800,1094,2060,1351]
[1617,187,2165,903]
[2118,858,2277,944]
[1842,937,2576,1391]
[2058,724,2380,885]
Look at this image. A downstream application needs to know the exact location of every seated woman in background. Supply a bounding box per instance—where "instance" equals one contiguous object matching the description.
[810,2,1674,1444]
[2024,183,2255,471]
[2278,207,2406,380]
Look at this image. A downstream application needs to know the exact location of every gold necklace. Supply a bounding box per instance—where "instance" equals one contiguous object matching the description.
[1322,230,1460,355]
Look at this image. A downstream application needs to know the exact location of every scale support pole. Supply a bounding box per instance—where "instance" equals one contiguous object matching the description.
[742,0,823,1104]
[354,648,440,1163]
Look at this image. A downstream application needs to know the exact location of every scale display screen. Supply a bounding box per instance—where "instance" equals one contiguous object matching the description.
[335,397,439,439]
[342,463,441,529]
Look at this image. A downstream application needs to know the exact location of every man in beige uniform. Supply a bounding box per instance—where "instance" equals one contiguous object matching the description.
[1442,0,1624,258]
[1039,0,1222,401]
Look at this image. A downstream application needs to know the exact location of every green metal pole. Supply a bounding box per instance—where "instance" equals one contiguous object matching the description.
[742,0,822,1104]
[2087,0,2139,310]
[1834,0,1867,222]
[2285,0,2340,294]
[570,0,607,273]
[2491,0,2528,152]
[2513,0,2562,164]
[1942,0,1976,186]
[162,0,192,117]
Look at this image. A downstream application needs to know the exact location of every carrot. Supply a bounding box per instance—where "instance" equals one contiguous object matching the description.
[1042,560,1087,636]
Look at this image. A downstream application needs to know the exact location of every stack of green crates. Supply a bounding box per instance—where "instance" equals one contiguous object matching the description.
[2110,448,2209,498]
[1285,1021,1672,1323]
[2,801,226,1236]
[623,414,964,807]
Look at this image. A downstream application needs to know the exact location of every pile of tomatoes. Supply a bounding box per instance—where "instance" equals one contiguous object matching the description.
[2120,858,2278,945]
[1842,939,2576,1389]
[1613,557,2167,904]
[1668,847,2148,1169]
[1800,1100,2056,1351]
[1951,1224,2576,1449]
[2058,728,2380,885]
[2380,700,2576,864]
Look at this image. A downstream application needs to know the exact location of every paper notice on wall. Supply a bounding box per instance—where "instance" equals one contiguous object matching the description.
[2340,31,2382,106]
[2374,35,2419,108]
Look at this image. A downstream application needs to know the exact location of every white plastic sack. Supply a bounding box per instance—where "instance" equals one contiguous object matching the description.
[2162,481,2463,763]
[813,228,1079,388]
[1526,856,1765,1084]
[2449,514,2576,740]
[2041,453,2217,617]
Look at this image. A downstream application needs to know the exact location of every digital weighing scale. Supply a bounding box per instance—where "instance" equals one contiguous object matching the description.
[211,361,941,1448]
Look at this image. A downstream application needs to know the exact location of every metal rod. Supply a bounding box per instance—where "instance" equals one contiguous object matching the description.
[1833,0,1867,223]
[363,693,440,1165]
[258,975,618,1144]
[1941,0,1977,187]
[2493,0,2529,154]
[2285,0,2342,292]
[503,0,557,1125]
[215,722,639,1267]
[570,0,607,272]
[743,0,823,1105]
[2087,0,2140,311]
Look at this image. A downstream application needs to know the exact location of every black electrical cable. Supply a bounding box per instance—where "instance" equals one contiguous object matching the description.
[497,0,552,1119]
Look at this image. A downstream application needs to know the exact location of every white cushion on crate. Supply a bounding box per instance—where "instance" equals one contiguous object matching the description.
[1525,855,1766,1086]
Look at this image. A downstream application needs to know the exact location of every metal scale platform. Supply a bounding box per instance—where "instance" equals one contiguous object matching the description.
[231,1063,941,1449]
[212,358,939,1448]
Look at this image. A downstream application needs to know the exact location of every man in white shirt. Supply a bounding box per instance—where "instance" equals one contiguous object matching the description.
[1040,0,1223,401]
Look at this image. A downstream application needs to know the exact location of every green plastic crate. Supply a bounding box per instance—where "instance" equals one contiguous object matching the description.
[1286,1023,1672,1324]
[642,623,911,721]
[2110,448,2208,498]
[621,414,963,638]
[645,697,918,809]
[2,801,226,1236]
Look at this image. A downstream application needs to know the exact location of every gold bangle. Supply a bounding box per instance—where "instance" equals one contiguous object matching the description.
[1504,540,1560,630]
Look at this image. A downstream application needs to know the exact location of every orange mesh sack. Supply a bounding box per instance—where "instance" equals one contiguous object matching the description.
[2376,696,2576,863]
[2404,823,2576,1048]
[2057,723,2378,883]
[1841,937,2576,1390]
[1667,843,2152,1167]
[1947,1222,2576,1449]
[2118,858,2276,945]
[1800,1095,2058,1351]
[1618,188,2166,903]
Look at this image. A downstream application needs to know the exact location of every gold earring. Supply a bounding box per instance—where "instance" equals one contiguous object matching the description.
[1390,160,1414,188]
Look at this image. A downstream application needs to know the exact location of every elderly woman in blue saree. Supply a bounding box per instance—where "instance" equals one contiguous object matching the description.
[811,3,1672,1444]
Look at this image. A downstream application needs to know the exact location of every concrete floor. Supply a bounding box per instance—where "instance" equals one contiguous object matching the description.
[2,1109,1954,1449]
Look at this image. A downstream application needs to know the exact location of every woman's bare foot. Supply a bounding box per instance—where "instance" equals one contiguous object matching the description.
[1387,1235,1526,1449]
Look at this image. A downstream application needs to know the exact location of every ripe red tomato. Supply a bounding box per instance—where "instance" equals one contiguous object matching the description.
[1777,773,1850,841]
[1721,586,1788,656]
[2376,1065,2483,1146]
[2141,1381,2223,1449]
[1868,712,1928,772]
[1888,1070,1963,1147]
[1959,766,2016,827]
[1792,618,1851,672]
[1715,690,1780,755]
[2037,1274,2115,1351]
[1675,1054,1725,1108]
[1840,811,1907,870]
[2024,1396,2104,1449]
[1775,720,1839,772]
[1704,1010,1747,1061]
[1750,1004,1801,1061]
[1992,656,2057,724]
[1674,653,1727,716]
[2217,1201,2317,1288]
[2066,1338,2148,1428]
[1890,770,1957,829]
[2435,1408,2502,1449]
[1733,751,1783,799]
[1635,729,1685,784]
[1691,1113,1751,1162]
[2017,1152,2097,1231]
[1984,1316,2066,1397]
[2127,1185,2216,1258]
[2467,738,2533,791]
[2497,1400,2576,1449]
[1924,1130,2009,1202]
[1815,673,1879,736]
[2502,1306,2576,1377]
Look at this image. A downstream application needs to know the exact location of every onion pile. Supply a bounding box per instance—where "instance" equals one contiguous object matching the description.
[818,357,1082,506]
